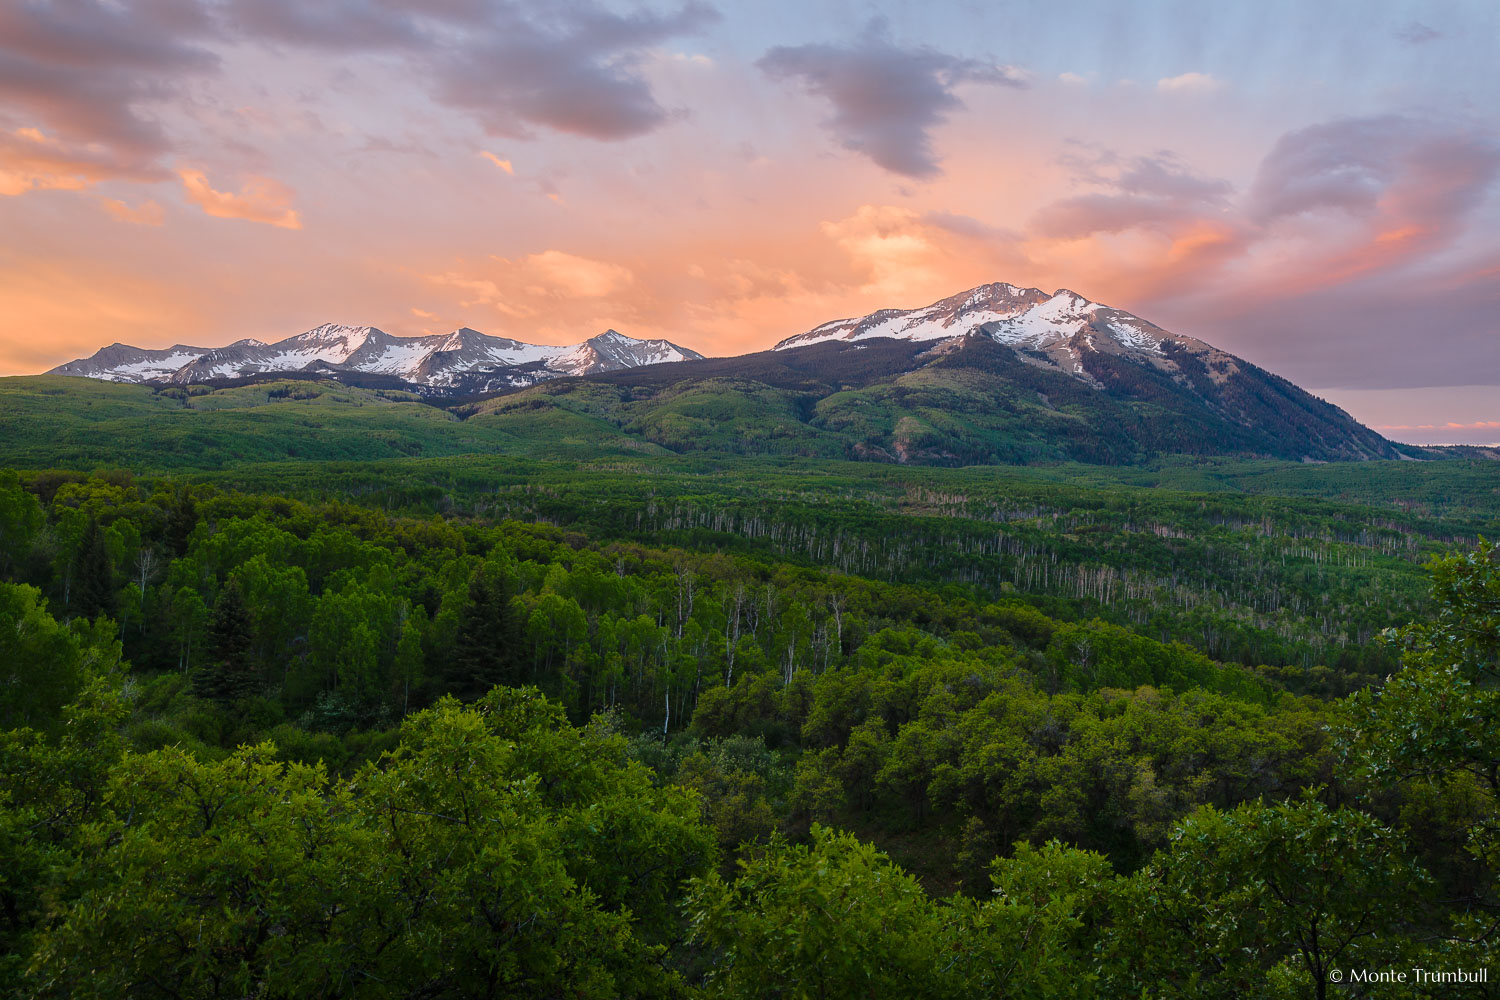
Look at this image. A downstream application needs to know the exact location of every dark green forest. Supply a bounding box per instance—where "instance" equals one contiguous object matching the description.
[2,374,1500,996]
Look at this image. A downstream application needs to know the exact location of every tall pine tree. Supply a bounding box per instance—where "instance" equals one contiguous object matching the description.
[193,579,257,705]
[165,484,197,557]
[446,567,520,701]
[70,516,115,619]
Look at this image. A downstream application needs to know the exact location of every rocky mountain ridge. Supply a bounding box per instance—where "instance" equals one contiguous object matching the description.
[51,325,704,396]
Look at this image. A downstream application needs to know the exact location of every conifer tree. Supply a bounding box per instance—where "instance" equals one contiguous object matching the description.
[70,516,115,619]
[165,484,197,557]
[446,567,520,700]
[193,579,257,704]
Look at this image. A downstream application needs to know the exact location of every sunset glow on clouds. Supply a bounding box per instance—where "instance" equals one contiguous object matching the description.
[0,0,1496,442]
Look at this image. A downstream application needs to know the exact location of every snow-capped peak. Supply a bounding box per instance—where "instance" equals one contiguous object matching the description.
[773,284,1172,357]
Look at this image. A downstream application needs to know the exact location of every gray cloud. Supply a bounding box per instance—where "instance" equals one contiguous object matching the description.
[1032,152,1233,238]
[222,0,426,50]
[0,0,718,193]
[1249,115,1500,238]
[757,21,1024,179]
[221,0,719,140]
[1396,21,1442,44]
[428,1,719,140]
[1078,117,1500,392]
[0,0,219,179]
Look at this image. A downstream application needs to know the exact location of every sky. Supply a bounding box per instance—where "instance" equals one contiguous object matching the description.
[1,0,1496,444]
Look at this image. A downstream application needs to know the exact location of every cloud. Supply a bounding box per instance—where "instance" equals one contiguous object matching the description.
[432,249,636,324]
[924,210,1022,244]
[1032,153,1234,239]
[1,0,719,202]
[231,0,719,142]
[425,1,719,141]
[1032,118,1500,391]
[221,0,424,50]
[758,21,1025,179]
[1373,420,1500,431]
[515,250,634,297]
[1019,116,1499,313]
[1249,116,1500,231]
[817,204,1028,303]
[0,0,218,188]
[1156,71,1221,94]
[480,151,514,174]
[99,197,165,226]
[0,127,162,195]
[1396,21,1441,45]
[178,169,303,229]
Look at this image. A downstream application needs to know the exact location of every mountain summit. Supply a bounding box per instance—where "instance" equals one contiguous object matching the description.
[774,282,1250,391]
[51,325,703,396]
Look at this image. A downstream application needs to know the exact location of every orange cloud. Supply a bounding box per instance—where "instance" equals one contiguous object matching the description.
[0,127,161,196]
[99,197,164,226]
[428,250,638,333]
[1373,420,1500,431]
[519,250,634,297]
[822,205,946,298]
[479,151,515,174]
[177,169,302,229]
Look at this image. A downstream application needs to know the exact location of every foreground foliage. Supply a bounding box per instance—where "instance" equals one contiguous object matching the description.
[0,452,1496,995]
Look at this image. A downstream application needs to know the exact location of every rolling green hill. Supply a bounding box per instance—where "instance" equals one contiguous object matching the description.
[0,376,666,470]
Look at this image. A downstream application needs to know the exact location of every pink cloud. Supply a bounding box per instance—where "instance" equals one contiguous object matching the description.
[99,197,164,226]
[1373,420,1500,431]
[178,169,302,229]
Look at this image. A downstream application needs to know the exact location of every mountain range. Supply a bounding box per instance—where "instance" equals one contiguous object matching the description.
[51,325,703,396]
[47,283,1407,465]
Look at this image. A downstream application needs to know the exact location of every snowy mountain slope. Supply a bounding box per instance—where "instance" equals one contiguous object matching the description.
[774,282,1053,350]
[51,325,704,395]
[772,283,1250,390]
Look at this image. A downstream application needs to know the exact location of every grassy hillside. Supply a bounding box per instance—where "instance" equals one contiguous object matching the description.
[0,376,669,470]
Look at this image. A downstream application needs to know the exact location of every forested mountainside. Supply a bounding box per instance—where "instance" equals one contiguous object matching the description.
[469,332,1400,464]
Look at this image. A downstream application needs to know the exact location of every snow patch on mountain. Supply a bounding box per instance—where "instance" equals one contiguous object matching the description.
[770,283,1214,390]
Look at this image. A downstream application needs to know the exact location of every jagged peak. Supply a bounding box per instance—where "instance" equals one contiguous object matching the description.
[297,323,382,342]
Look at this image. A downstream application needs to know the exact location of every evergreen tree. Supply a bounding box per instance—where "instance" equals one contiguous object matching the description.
[446,568,520,700]
[192,579,257,705]
[165,484,197,557]
[70,516,114,619]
